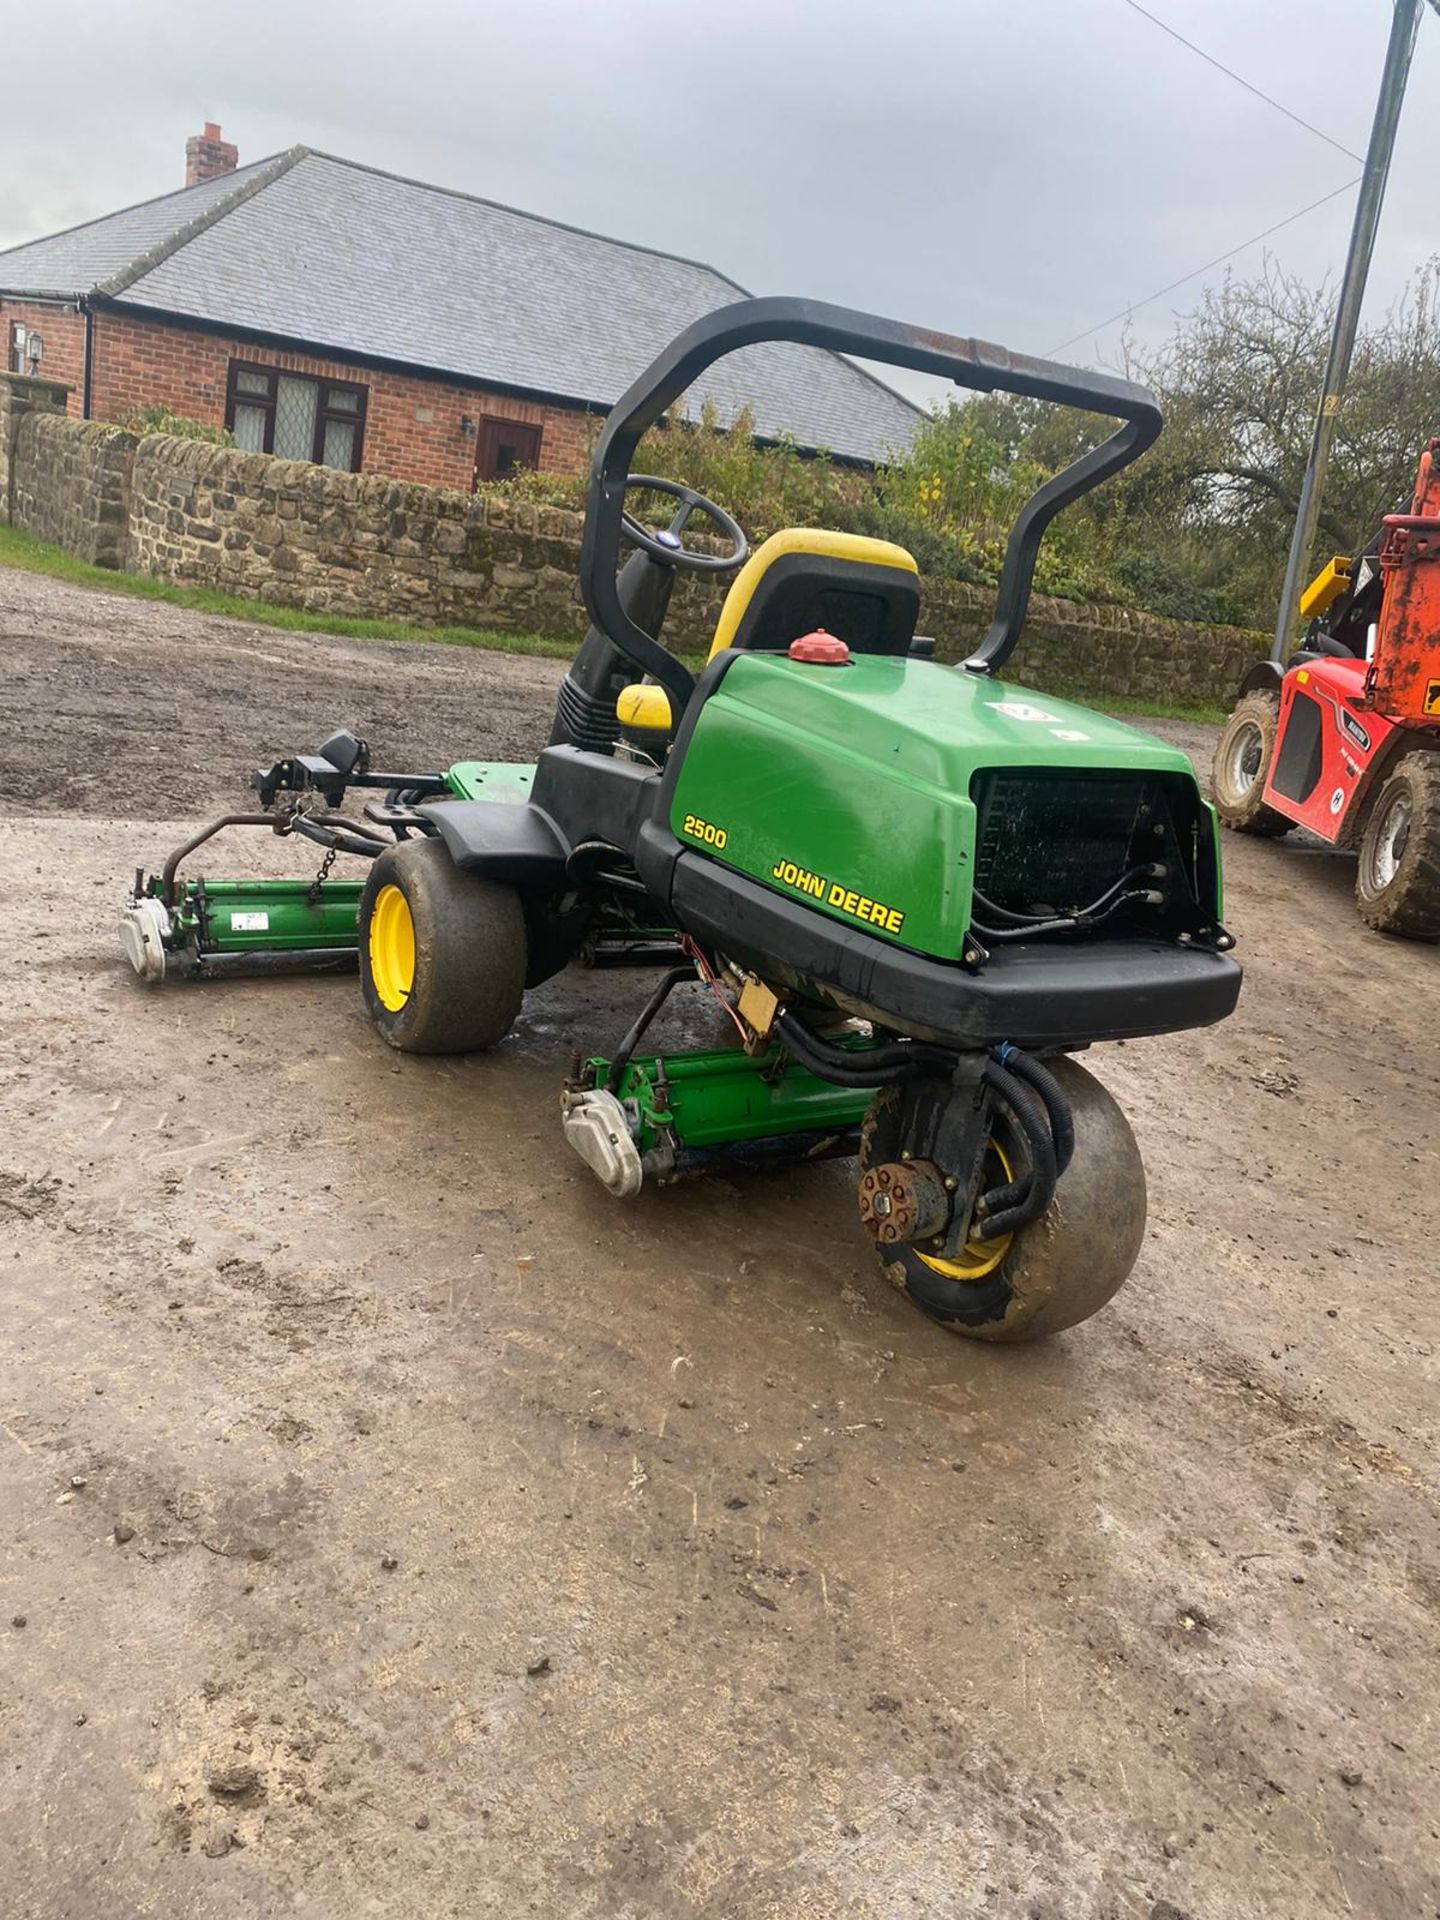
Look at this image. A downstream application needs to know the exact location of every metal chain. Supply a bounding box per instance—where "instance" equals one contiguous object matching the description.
[307,844,337,906]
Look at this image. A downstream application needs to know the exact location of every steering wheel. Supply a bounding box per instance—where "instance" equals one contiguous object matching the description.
[620,475,748,574]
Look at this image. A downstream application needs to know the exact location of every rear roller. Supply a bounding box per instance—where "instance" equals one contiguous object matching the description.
[858,1055,1146,1342]
[359,836,526,1053]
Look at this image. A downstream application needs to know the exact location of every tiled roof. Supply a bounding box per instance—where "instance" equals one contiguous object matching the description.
[0,158,280,296]
[0,150,919,461]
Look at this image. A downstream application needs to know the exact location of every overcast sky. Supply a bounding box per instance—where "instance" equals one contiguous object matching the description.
[0,0,1435,411]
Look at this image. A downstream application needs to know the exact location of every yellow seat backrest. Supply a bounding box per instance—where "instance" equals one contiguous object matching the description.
[709,528,919,659]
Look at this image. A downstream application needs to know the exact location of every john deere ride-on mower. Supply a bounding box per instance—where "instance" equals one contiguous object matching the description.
[120,299,1241,1341]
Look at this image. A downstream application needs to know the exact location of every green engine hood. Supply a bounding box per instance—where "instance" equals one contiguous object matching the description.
[667,652,1208,960]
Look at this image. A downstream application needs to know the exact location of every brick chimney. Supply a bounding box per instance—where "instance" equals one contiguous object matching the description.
[185,122,238,188]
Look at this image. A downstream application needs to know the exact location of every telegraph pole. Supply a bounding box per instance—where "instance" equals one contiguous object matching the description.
[1271,0,1424,661]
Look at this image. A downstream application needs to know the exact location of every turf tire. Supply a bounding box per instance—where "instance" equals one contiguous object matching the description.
[858,1056,1146,1343]
[359,836,525,1053]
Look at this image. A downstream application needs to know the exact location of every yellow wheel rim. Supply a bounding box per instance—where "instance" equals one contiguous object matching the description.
[916,1139,1015,1282]
[368,884,416,1013]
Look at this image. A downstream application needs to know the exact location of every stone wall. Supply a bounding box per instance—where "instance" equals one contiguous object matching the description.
[10,411,137,568]
[921,578,1267,706]
[0,372,75,523]
[125,439,586,630]
[3,396,1269,706]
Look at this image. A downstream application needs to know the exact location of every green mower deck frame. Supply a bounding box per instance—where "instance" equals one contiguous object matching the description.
[121,759,541,979]
[174,879,363,956]
[585,1037,879,1168]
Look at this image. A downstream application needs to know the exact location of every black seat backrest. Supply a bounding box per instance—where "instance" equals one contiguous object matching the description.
[708,529,921,661]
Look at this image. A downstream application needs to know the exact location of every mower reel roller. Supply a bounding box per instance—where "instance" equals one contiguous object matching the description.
[119,874,366,981]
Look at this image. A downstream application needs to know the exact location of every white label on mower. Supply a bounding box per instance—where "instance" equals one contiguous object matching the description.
[1050,727,1090,741]
[230,911,270,931]
[1329,788,1346,816]
[988,700,1061,723]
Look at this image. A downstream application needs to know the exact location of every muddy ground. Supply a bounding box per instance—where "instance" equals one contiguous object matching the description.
[2,568,1438,1920]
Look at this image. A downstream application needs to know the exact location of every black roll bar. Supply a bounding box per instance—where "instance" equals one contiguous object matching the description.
[579,296,1162,717]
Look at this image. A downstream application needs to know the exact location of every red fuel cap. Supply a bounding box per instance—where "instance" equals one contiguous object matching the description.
[788,629,851,665]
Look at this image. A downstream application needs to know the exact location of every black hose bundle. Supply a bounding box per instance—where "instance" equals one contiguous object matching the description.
[773,1011,956,1086]
[770,1015,1075,1246]
[993,1042,1075,1174]
[970,1043,1074,1240]
[972,1060,1057,1240]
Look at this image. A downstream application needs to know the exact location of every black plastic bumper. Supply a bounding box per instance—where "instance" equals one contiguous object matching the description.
[669,854,1241,1050]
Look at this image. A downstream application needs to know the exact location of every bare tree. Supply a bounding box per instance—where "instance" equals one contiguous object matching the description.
[942,259,1440,625]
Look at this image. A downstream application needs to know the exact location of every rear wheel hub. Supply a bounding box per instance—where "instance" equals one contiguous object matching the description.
[857,1160,950,1245]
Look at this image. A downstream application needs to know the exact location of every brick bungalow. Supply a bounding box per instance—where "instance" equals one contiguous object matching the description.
[0,127,916,493]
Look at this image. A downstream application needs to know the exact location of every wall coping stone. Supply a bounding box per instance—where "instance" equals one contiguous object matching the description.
[0,370,73,407]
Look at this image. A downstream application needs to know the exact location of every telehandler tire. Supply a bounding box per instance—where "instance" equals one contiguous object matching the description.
[359,836,526,1053]
[1355,749,1440,938]
[1211,691,1294,836]
[859,1056,1146,1343]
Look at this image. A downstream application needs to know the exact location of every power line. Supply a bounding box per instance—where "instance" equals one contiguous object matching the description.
[1120,0,1365,163]
[1046,175,1360,358]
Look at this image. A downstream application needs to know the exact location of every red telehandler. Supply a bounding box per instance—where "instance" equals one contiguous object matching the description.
[1213,437,1440,936]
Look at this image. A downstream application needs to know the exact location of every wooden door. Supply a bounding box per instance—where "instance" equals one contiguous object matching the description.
[476,416,542,484]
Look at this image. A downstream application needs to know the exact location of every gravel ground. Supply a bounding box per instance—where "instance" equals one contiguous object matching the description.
[2,568,1438,1920]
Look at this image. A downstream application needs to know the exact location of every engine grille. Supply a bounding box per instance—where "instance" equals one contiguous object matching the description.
[971,768,1193,922]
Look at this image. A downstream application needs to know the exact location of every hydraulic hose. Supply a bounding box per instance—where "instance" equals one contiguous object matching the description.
[605,965,695,1093]
[971,865,1167,941]
[772,1023,1072,1239]
[972,1059,1058,1241]
[289,812,389,858]
[992,1043,1075,1176]
[774,1012,956,1087]
[969,1060,1038,1221]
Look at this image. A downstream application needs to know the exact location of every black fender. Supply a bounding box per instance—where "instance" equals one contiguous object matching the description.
[415,800,569,886]
[1236,658,1284,702]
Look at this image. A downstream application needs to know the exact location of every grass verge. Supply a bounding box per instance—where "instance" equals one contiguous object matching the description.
[0,523,578,661]
[1100,691,1229,727]
[0,522,1228,722]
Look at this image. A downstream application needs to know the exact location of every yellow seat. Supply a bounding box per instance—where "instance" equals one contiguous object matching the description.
[709,528,919,659]
[614,529,921,745]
